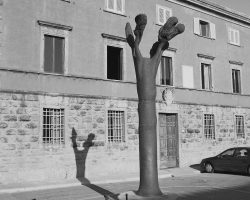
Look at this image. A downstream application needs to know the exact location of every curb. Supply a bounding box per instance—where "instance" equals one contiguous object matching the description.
[0,170,200,194]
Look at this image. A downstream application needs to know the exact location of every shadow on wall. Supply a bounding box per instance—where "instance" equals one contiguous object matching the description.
[71,128,119,200]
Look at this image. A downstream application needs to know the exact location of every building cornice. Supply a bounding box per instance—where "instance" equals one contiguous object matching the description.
[170,0,250,26]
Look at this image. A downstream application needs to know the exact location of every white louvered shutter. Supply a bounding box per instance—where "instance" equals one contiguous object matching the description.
[165,9,171,22]
[235,30,240,45]
[158,7,165,25]
[210,23,216,39]
[116,0,123,13]
[228,28,233,43]
[108,0,114,10]
[194,18,200,35]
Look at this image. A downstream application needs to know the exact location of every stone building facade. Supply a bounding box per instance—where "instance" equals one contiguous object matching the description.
[1,0,250,184]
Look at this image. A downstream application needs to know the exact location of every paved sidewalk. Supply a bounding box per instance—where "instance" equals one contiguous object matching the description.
[0,166,200,194]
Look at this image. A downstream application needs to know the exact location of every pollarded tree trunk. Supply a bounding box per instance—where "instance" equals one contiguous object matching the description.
[125,14,185,198]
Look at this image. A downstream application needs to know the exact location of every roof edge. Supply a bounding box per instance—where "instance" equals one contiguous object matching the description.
[171,0,250,25]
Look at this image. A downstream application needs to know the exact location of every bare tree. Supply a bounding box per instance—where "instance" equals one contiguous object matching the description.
[125,14,185,197]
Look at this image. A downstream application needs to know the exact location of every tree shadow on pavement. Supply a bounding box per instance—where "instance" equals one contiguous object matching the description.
[71,128,119,200]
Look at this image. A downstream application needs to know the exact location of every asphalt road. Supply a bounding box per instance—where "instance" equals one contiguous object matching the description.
[1,173,250,200]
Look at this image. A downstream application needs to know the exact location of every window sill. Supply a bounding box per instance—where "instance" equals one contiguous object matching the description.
[232,92,242,95]
[103,9,127,17]
[60,0,70,3]
[194,34,215,40]
[43,71,65,76]
[228,42,241,47]
[201,88,214,92]
[155,22,165,27]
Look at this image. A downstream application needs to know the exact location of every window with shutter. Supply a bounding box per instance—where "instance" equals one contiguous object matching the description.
[228,28,240,46]
[200,20,210,37]
[116,0,122,12]
[108,0,115,10]
[156,5,172,25]
[105,0,124,14]
[194,18,216,39]
[210,23,216,39]
[194,18,200,35]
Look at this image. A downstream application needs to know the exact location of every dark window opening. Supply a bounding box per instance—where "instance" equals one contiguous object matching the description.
[44,35,65,74]
[107,46,123,80]
[160,56,173,85]
[200,20,210,37]
[232,69,241,93]
[201,63,212,90]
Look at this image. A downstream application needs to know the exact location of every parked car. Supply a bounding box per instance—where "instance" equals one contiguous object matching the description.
[200,147,250,175]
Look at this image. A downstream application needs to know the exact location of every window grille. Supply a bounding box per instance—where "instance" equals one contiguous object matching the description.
[235,115,245,138]
[107,110,125,143]
[204,114,215,140]
[43,108,65,145]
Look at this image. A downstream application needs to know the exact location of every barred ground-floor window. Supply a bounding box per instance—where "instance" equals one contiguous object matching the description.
[43,108,65,145]
[107,110,125,143]
[204,114,215,140]
[235,115,245,138]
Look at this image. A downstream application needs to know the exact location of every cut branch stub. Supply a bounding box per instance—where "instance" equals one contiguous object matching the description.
[135,14,147,32]
[159,16,185,42]
[134,14,147,43]
[125,23,135,48]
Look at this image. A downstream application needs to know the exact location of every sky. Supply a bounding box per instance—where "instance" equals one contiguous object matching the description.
[208,0,250,16]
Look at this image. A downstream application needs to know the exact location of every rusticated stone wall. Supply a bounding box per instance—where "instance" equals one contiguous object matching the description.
[0,92,140,184]
[1,92,250,184]
[178,104,250,166]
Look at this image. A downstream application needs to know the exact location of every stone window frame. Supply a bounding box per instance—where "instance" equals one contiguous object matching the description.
[156,4,172,26]
[157,49,176,86]
[194,17,216,40]
[228,27,240,46]
[105,108,127,145]
[38,20,72,75]
[39,96,68,148]
[102,33,127,81]
[198,54,215,91]
[203,113,216,140]
[230,61,243,94]
[40,106,66,148]
[104,0,126,16]
[234,114,245,139]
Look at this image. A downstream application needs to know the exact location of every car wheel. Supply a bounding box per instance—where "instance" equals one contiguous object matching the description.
[205,163,214,173]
